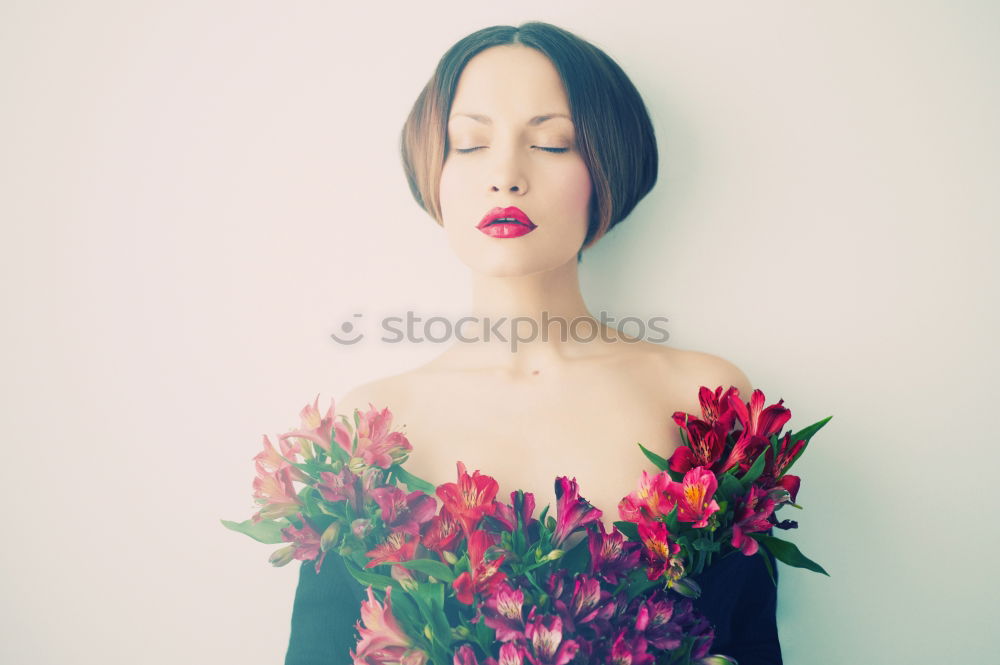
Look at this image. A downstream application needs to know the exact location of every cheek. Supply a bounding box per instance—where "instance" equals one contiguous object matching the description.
[557,160,593,217]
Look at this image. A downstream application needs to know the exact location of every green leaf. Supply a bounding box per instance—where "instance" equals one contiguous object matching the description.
[612,520,639,541]
[220,518,288,544]
[692,538,720,552]
[789,415,832,445]
[397,558,456,582]
[560,536,591,574]
[638,442,671,471]
[740,447,768,489]
[717,472,743,501]
[757,545,777,587]
[342,557,398,589]
[391,465,437,494]
[754,534,830,576]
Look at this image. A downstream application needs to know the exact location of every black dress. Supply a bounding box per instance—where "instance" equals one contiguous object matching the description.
[283,545,782,665]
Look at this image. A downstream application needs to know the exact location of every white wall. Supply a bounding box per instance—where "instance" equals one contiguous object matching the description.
[2,1,996,663]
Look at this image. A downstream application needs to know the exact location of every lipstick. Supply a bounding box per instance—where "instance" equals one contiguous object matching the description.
[476,206,537,238]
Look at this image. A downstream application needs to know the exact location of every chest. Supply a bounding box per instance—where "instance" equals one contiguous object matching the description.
[388,363,688,525]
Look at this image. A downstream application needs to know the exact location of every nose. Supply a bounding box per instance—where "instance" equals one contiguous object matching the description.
[488,144,528,195]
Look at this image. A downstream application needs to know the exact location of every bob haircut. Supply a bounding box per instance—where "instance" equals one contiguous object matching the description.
[400,21,659,262]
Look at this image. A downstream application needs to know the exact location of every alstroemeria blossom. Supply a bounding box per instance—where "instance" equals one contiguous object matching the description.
[552,477,602,547]
[730,485,777,556]
[341,403,414,469]
[365,529,418,568]
[252,466,301,523]
[453,529,507,604]
[351,585,424,665]
[524,614,580,665]
[436,461,499,535]
[637,520,682,583]
[280,514,325,573]
[279,394,339,454]
[618,470,675,523]
[665,467,721,528]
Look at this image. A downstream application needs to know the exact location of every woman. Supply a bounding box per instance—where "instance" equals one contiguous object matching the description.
[286,21,781,665]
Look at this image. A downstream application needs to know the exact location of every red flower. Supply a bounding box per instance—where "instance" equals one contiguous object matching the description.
[421,506,463,557]
[365,529,418,568]
[436,461,499,535]
[637,520,683,582]
[452,530,507,604]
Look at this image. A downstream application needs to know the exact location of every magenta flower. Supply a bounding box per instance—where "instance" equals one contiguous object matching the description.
[369,486,437,534]
[497,643,527,665]
[420,506,463,557]
[664,467,721,528]
[587,520,642,585]
[730,485,777,556]
[365,529,419,569]
[636,520,682,583]
[317,467,363,512]
[483,581,527,642]
[610,629,654,665]
[552,477,602,547]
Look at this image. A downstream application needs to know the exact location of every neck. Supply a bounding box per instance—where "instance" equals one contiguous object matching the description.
[443,256,619,376]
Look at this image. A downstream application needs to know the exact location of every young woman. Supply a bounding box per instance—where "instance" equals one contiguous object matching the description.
[285,21,781,665]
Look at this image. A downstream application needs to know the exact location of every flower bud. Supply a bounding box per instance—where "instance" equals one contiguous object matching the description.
[442,550,458,565]
[320,522,341,552]
[423,625,433,640]
[545,549,565,561]
[348,456,368,475]
[696,656,737,665]
[451,625,472,640]
[268,544,296,567]
[671,576,702,599]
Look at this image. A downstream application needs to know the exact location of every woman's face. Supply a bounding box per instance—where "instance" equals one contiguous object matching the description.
[439,45,593,276]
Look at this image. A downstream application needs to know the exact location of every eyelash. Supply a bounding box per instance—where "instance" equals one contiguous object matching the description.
[454,147,569,154]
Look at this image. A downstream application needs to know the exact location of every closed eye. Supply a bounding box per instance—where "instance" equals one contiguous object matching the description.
[454,147,569,154]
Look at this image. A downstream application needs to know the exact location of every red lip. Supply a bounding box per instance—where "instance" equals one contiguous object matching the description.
[476,206,537,238]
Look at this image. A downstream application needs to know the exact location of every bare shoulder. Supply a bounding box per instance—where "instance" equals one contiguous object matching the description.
[651,344,755,406]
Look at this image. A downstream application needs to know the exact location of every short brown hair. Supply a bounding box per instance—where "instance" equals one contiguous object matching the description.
[400,21,659,261]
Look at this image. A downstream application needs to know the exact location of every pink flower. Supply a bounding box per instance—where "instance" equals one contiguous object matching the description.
[483,581,527,642]
[524,614,579,665]
[552,477,602,547]
[344,404,414,469]
[317,467,363,513]
[720,389,791,474]
[279,394,340,454]
[664,467,721,528]
[253,434,308,483]
[251,466,301,522]
[369,486,437,534]
[351,585,421,664]
[280,514,326,573]
[730,485,776,556]
[618,470,675,523]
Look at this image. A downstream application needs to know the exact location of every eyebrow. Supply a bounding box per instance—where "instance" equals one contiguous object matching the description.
[448,112,572,126]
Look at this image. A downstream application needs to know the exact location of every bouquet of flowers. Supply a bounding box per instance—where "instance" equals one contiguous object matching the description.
[223,385,830,665]
[617,385,830,585]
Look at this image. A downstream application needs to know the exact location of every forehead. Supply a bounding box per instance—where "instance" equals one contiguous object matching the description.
[448,45,572,127]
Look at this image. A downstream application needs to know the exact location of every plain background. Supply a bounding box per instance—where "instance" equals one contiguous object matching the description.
[2,1,998,663]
